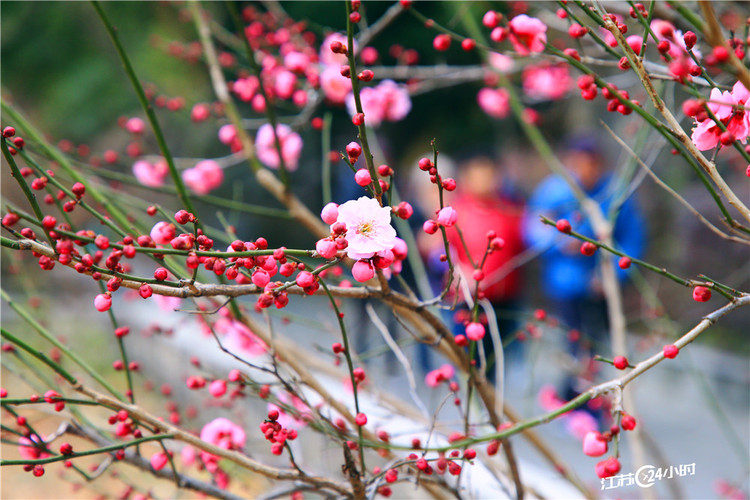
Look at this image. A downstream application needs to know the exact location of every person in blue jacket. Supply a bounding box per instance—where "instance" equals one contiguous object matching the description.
[525,136,646,398]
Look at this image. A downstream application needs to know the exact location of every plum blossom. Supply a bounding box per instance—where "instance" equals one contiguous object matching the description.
[691,81,750,150]
[335,196,397,260]
[18,435,50,461]
[199,418,246,472]
[272,69,297,100]
[352,260,375,282]
[218,124,237,145]
[233,76,259,102]
[650,19,702,59]
[477,88,510,119]
[320,33,355,67]
[182,160,224,195]
[320,65,352,104]
[345,80,412,127]
[488,52,514,73]
[133,159,168,187]
[267,392,313,430]
[284,50,311,73]
[565,409,598,440]
[255,123,303,170]
[425,364,455,387]
[582,431,608,457]
[508,15,547,55]
[150,221,176,245]
[214,317,267,355]
[522,63,572,101]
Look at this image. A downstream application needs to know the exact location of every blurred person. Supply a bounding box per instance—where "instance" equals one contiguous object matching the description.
[524,136,646,400]
[446,152,526,381]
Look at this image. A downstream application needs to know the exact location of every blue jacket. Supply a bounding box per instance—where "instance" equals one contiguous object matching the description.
[524,174,646,301]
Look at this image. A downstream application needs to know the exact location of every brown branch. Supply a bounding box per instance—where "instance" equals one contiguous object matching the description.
[71,383,353,496]
[598,3,750,223]
[699,1,750,92]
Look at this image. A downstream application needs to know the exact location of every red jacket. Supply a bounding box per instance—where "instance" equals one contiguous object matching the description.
[446,193,525,302]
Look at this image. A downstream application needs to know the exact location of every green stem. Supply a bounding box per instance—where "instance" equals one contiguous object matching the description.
[0,434,174,466]
[1,140,55,246]
[0,102,134,233]
[317,278,365,475]
[91,1,198,221]
[0,327,77,385]
[346,0,382,201]
[1,289,127,401]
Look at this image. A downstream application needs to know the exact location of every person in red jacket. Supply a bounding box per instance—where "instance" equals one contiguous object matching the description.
[446,153,526,379]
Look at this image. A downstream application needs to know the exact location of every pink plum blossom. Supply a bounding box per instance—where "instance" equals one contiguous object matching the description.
[273,69,297,100]
[465,322,485,341]
[345,80,412,127]
[477,88,510,119]
[133,159,169,187]
[582,431,608,457]
[233,76,259,102]
[425,364,455,387]
[200,418,247,472]
[150,221,177,245]
[320,33,355,67]
[352,260,375,282]
[488,52,514,73]
[214,317,267,355]
[255,123,303,171]
[267,392,312,430]
[437,206,458,227]
[691,82,750,150]
[125,117,146,134]
[181,445,196,467]
[284,51,311,73]
[316,238,338,259]
[565,409,598,440]
[320,203,339,224]
[94,293,112,312]
[320,65,352,104]
[182,160,224,195]
[335,196,397,260]
[150,452,168,471]
[538,385,565,411]
[522,63,572,101]
[218,124,237,145]
[18,435,50,461]
[650,19,701,59]
[508,15,547,55]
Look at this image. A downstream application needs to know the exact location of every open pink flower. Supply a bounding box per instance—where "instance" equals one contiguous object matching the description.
[522,63,571,101]
[477,88,510,119]
[182,160,224,195]
[320,65,352,105]
[508,15,547,55]
[199,418,246,472]
[335,196,397,260]
[255,124,303,171]
[133,159,169,187]
[691,82,750,150]
[346,80,411,127]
